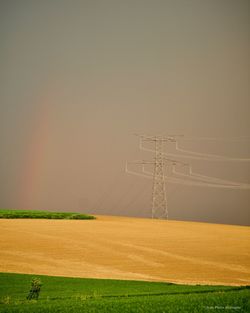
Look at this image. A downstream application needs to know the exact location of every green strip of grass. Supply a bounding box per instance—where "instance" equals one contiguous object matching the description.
[0,273,249,313]
[0,209,95,220]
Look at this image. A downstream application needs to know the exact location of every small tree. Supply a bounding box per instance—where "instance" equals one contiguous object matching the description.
[27,278,42,300]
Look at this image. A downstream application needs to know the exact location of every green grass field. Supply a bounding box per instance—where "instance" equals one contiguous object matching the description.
[0,273,249,313]
[0,209,95,220]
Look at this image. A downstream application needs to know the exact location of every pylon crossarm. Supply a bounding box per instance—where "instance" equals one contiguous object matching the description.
[125,168,152,180]
[127,160,155,165]
[135,133,182,142]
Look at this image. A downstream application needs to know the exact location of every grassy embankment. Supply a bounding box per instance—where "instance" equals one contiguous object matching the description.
[0,273,249,313]
[0,210,95,220]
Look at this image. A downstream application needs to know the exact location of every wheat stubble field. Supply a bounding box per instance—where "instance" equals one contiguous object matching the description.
[0,215,249,286]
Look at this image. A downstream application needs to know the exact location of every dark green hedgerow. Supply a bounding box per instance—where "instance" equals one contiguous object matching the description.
[0,210,95,220]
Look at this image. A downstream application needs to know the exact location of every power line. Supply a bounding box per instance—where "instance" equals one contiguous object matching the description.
[126,134,250,220]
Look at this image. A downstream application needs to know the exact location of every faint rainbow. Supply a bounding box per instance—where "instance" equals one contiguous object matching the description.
[19,92,53,209]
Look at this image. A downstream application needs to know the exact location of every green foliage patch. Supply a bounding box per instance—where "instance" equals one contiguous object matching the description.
[0,209,95,220]
[0,273,249,313]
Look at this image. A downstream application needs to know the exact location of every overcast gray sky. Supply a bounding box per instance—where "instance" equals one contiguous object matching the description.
[0,0,249,225]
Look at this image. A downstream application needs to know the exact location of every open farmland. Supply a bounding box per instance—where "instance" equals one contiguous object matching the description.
[0,273,249,313]
[0,215,249,286]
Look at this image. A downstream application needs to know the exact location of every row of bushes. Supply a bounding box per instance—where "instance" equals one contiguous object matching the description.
[0,210,95,220]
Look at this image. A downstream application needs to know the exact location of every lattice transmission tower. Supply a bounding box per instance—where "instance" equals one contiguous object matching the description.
[151,138,168,219]
[126,135,182,219]
[146,136,178,219]
[126,134,250,220]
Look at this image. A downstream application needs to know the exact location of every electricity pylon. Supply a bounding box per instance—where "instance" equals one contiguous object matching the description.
[127,135,180,219]
[142,135,181,219]
[126,134,250,220]
[149,137,168,219]
[152,140,167,218]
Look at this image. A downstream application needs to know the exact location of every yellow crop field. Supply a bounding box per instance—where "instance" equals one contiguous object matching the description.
[0,216,249,286]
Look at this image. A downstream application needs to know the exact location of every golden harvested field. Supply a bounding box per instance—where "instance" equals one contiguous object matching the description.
[0,216,249,286]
